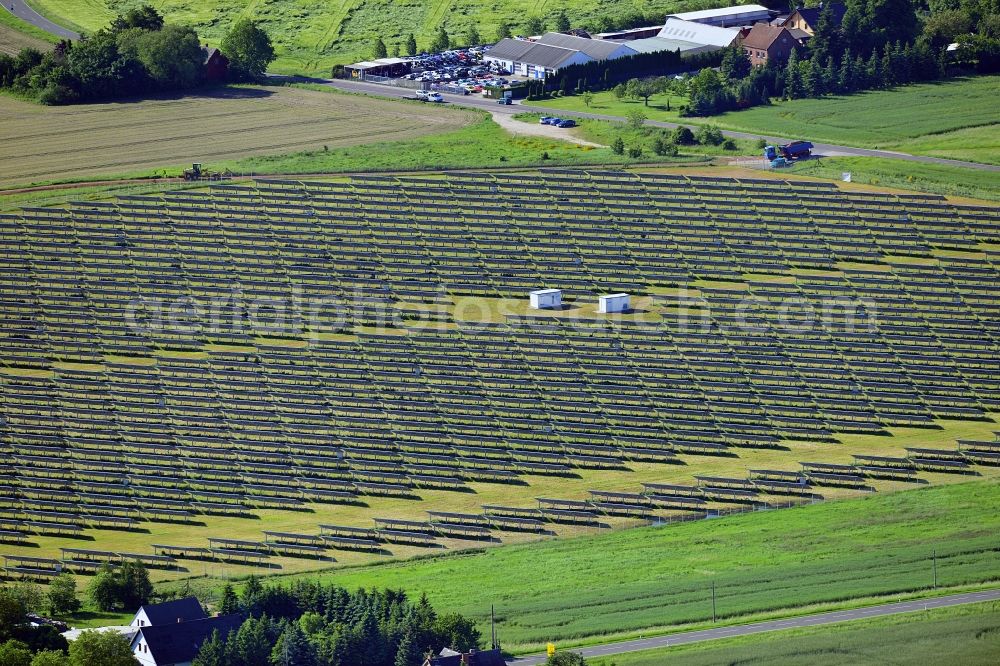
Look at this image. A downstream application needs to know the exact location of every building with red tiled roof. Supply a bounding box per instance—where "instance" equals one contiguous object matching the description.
[741,23,799,66]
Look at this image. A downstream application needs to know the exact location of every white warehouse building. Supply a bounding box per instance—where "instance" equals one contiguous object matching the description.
[667,4,772,27]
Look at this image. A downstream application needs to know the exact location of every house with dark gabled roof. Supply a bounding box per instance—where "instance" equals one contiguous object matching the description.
[782,2,847,35]
[131,597,206,628]
[131,613,245,666]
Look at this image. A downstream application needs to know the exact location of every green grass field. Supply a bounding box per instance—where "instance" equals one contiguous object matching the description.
[533,89,688,124]
[535,76,1000,165]
[157,478,1000,652]
[219,100,635,176]
[25,0,697,73]
[595,600,1000,666]
[787,155,1000,203]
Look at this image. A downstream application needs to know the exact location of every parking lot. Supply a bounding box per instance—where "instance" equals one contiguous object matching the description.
[399,46,514,94]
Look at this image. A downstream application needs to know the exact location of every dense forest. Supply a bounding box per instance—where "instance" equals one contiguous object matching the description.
[191,578,483,666]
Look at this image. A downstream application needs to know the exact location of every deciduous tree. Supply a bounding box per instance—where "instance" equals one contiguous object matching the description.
[220,19,276,81]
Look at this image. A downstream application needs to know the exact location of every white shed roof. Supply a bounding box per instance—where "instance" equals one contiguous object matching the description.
[658,18,740,47]
[346,57,410,70]
[668,4,770,22]
[624,37,720,55]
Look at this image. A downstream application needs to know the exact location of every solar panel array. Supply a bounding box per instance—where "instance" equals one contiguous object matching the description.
[2,170,998,573]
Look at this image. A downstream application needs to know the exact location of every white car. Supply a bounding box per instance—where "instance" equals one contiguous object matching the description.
[426,92,444,103]
[415,90,430,100]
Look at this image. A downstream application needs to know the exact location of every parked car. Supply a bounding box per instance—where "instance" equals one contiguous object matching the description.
[415,90,430,100]
[426,92,444,102]
[540,117,559,125]
[497,97,512,105]
[555,119,577,128]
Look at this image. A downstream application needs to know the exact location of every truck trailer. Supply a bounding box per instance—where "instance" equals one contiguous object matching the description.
[764,141,813,161]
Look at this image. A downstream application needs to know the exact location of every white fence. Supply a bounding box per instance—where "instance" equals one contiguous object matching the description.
[358,74,424,90]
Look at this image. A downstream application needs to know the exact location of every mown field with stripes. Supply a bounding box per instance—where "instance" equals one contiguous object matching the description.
[0,85,476,187]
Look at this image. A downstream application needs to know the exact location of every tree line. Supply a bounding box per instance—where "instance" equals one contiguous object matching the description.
[0,5,276,105]
[521,49,725,100]
[370,9,580,59]
[191,577,482,666]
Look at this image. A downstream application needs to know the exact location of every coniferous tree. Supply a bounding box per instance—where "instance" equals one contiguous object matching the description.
[720,45,751,80]
[405,33,418,56]
[554,10,571,32]
[854,53,870,88]
[822,55,837,94]
[784,48,804,99]
[220,584,240,616]
[242,576,264,615]
[837,50,855,92]
[271,624,317,666]
[841,0,871,56]
[866,50,882,87]
[430,26,450,52]
[192,630,228,666]
[880,44,895,87]
[394,625,422,666]
[808,2,842,64]
[231,616,272,666]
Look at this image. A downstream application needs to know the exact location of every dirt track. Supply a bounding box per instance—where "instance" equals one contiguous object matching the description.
[489,110,605,147]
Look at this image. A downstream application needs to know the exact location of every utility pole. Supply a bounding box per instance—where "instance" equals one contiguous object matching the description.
[712,581,717,623]
[491,604,497,650]
[933,549,938,588]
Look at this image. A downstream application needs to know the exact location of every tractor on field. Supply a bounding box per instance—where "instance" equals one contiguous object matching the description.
[182,163,224,181]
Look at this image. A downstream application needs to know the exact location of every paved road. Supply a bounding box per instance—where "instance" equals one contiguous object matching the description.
[324,78,1000,173]
[505,588,1000,665]
[2,0,79,39]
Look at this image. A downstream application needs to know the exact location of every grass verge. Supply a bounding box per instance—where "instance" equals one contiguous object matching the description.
[788,156,1000,203]
[596,599,1000,665]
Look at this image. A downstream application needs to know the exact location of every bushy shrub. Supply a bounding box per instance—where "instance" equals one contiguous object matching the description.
[696,124,725,146]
